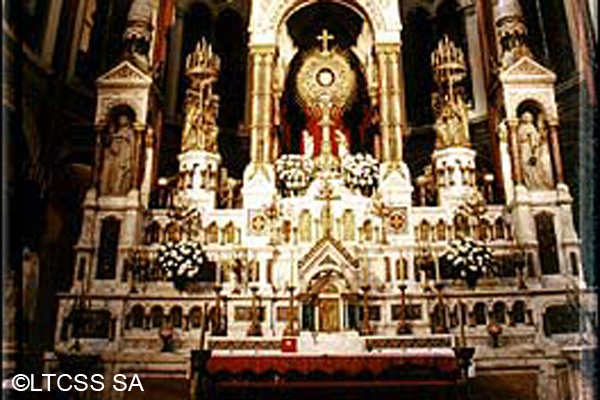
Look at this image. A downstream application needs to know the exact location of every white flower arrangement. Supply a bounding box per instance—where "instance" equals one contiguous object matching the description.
[441,238,495,288]
[157,241,208,290]
[275,154,315,196]
[341,153,379,196]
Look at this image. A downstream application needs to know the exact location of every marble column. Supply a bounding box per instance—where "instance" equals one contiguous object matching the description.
[547,120,565,184]
[465,4,488,117]
[474,0,494,90]
[132,123,147,190]
[165,7,185,118]
[507,119,524,184]
[375,44,404,164]
[140,127,155,206]
[248,45,277,164]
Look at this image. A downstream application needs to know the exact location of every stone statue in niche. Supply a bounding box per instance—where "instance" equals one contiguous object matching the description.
[101,113,134,195]
[518,111,553,189]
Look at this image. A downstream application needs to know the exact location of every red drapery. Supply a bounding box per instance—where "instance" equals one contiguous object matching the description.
[301,106,350,157]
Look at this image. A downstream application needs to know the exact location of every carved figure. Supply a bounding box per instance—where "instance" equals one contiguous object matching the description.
[336,129,349,158]
[101,113,134,195]
[435,95,470,148]
[302,130,314,158]
[181,92,202,152]
[518,112,553,189]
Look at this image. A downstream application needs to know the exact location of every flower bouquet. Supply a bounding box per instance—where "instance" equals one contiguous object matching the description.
[157,241,208,291]
[441,238,495,288]
[341,153,379,196]
[275,154,315,196]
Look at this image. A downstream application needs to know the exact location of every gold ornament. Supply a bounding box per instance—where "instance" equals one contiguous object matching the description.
[295,36,355,111]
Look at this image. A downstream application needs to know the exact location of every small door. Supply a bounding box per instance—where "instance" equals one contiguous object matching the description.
[318,298,340,332]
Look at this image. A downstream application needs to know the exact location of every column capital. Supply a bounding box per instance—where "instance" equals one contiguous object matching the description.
[374,43,400,56]
[506,118,520,129]
[249,44,278,55]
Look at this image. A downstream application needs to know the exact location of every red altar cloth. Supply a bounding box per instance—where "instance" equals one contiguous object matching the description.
[207,354,458,376]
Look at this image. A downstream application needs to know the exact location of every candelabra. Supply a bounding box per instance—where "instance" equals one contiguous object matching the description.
[431,35,467,99]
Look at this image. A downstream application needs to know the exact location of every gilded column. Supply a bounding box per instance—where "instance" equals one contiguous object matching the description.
[507,119,524,184]
[376,47,390,163]
[547,119,565,184]
[248,45,277,164]
[375,44,403,165]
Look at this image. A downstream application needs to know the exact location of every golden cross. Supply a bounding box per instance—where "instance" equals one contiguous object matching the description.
[317,29,335,54]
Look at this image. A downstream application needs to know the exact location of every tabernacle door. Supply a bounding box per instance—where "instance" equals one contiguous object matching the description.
[318,298,340,332]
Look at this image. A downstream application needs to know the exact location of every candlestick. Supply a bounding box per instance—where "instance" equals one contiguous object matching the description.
[457,300,466,347]
[247,285,262,337]
[360,284,373,336]
[283,284,298,336]
[397,283,411,334]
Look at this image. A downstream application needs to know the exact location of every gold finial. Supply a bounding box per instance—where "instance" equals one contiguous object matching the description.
[317,29,335,55]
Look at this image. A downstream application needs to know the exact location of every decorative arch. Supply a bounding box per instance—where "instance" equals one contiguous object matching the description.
[254,0,396,44]
[128,304,145,329]
[473,302,487,325]
[511,301,526,325]
[189,306,203,328]
[169,306,183,328]
[492,302,507,324]
[305,268,353,295]
[150,305,165,328]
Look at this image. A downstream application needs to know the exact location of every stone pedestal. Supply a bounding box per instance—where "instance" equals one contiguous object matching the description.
[242,163,276,209]
[379,162,413,206]
[433,147,477,207]
[175,151,221,210]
